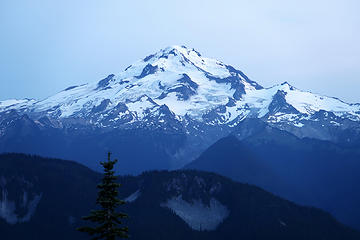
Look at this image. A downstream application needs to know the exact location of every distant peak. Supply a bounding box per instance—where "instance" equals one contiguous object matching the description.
[162,45,202,57]
[279,81,295,91]
[281,81,291,86]
[143,45,188,62]
[168,45,188,50]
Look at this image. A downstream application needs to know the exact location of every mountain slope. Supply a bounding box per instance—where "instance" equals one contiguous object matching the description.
[0,46,360,172]
[0,153,359,240]
[185,120,360,230]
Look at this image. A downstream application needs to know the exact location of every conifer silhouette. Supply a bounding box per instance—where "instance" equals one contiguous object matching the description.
[78,152,128,239]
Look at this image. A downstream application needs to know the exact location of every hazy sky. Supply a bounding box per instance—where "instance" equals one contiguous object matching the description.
[1,0,359,102]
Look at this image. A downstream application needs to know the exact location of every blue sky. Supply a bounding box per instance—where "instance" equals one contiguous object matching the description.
[1,0,359,102]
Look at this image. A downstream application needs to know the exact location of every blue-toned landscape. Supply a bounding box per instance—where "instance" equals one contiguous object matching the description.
[1,1,359,239]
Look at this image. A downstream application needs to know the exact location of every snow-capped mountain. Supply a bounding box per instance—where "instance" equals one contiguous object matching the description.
[1,45,360,172]
[0,46,261,127]
[1,45,359,130]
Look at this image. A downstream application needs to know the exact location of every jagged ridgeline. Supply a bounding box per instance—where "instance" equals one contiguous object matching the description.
[1,46,360,174]
[0,154,359,240]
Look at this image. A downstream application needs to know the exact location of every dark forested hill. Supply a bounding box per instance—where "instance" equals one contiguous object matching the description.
[0,153,359,240]
[185,123,360,230]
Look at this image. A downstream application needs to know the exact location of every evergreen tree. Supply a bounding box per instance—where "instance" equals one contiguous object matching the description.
[77,152,128,239]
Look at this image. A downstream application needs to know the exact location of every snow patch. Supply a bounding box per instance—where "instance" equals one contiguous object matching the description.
[293,122,304,127]
[161,196,229,231]
[0,99,35,110]
[124,190,141,203]
[0,188,42,224]
[279,219,287,227]
[126,96,157,119]
[330,121,341,126]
